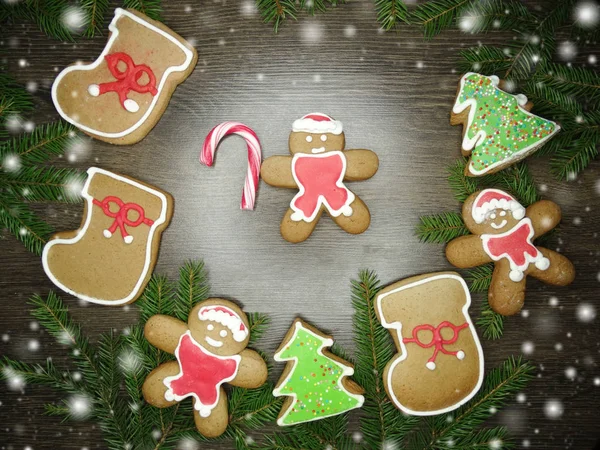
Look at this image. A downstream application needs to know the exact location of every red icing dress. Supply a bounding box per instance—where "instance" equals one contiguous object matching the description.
[290,151,355,222]
[481,218,550,282]
[163,331,240,417]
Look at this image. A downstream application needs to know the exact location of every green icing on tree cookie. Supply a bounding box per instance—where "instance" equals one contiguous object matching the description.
[453,73,559,175]
[273,320,364,426]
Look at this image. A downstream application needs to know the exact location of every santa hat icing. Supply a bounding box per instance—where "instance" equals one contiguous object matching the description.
[292,113,343,135]
[198,306,248,342]
[472,189,526,224]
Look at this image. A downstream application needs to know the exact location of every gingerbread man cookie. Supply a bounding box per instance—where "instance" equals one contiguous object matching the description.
[446,189,575,316]
[261,113,379,243]
[142,299,268,438]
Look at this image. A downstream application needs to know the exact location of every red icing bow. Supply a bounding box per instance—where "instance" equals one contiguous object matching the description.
[403,321,469,370]
[92,196,154,244]
[89,52,158,113]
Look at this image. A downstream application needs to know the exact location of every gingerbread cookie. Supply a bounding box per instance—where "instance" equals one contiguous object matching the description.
[142,299,268,438]
[273,319,364,425]
[452,73,560,176]
[52,8,197,145]
[261,113,379,243]
[376,272,484,415]
[446,189,575,316]
[42,167,172,305]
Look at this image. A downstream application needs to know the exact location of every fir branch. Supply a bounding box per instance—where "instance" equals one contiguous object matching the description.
[477,298,505,340]
[1,166,85,203]
[0,73,34,122]
[465,263,494,293]
[550,127,599,180]
[0,192,52,255]
[375,0,409,31]
[523,80,583,123]
[299,0,343,16]
[0,356,80,394]
[229,383,281,430]
[456,0,534,34]
[138,274,176,323]
[532,62,600,105]
[458,46,515,75]
[80,0,109,37]
[447,158,479,202]
[416,212,469,244]
[247,312,270,346]
[0,121,77,169]
[0,0,77,42]
[256,0,297,32]
[122,0,162,21]
[410,0,476,39]
[492,162,539,206]
[452,426,513,449]
[175,260,210,321]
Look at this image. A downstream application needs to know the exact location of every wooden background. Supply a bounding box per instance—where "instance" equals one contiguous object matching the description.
[1,0,599,448]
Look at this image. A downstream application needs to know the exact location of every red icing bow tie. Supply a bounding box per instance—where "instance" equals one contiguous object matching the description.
[87,52,158,113]
[93,196,154,244]
[403,321,469,370]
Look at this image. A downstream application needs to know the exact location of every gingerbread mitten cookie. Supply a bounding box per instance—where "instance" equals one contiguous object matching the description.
[376,272,484,415]
[52,8,197,145]
[452,73,560,176]
[142,299,268,438]
[261,113,379,243]
[42,167,173,305]
[446,189,575,316]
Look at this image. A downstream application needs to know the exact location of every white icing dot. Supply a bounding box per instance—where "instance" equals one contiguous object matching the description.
[509,269,524,282]
[426,361,436,370]
[124,235,134,244]
[320,134,327,142]
[456,350,465,360]
[124,99,140,113]
[207,324,214,331]
[305,135,313,143]
[87,84,100,97]
[103,229,112,238]
[219,329,228,337]
[199,407,211,418]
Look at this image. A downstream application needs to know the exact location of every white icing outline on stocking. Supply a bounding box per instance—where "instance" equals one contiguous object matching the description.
[51,8,195,139]
[452,72,560,176]
[376,273,484,416]
[41,167,169,305]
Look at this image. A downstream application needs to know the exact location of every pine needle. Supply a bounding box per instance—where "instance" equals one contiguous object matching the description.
[477,298,505,340]
[416,212,469,243]
[465,263,494,293]
[410,0,476,39]
[175,260,209,321]
[447,158,479,202]
[122,0,162,21]
[80,0,110,37]
[375,0,409,31]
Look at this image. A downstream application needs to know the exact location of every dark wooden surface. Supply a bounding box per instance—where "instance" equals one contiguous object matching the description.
[1,1,600,449]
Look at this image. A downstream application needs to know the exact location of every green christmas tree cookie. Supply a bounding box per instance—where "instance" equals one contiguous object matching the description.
[452,72,560,176]
[273,319,364,426]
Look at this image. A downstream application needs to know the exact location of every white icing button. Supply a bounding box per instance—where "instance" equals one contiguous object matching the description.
[124,235,134,244]
[164,391,174,401]
[500,211,507,216]
[426,361,436,370]
[305,135,313,143]
[341,205,353,217]
[199,407,211,418]
[219,329,228,337]
[103,229,112,238]
[290,211,303,222]
[457,350,465,360]
[88,84,100,97]
[124,99,140,113]
[207,324,214,331]
[509,269,524,282]
[536,257,550,271]
[320,134,327,142]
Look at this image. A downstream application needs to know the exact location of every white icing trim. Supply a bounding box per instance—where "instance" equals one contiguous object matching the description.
[198,306,248,342]
[452,72,560,176]
[289,151,355,222]
[41,167,169,306]
[481,218,550,281]
[292,113,343,135]
[375,273,484,416]
[51,8,195,139]
[163,331,241,416]
[272,321,364,426]
[471,189,526,224]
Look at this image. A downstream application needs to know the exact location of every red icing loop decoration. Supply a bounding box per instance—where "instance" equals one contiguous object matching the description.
[96,52,158,111]
[92,196,154,242]
[403,321,469,366]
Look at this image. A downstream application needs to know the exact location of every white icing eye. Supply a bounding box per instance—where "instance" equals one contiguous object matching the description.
[320,134,327,142]
[207,324,214,331]
[490,213,496,219]
[219,330,228,337]
[500,211,506,216]
[305,135,313,143]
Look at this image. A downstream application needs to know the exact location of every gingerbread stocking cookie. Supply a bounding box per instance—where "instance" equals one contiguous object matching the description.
[42,167,173,305]
[446,189,575,316]
[376,272,484,415]
[142,299,268,438]
[52,8,197,145]
[261,113,379,243]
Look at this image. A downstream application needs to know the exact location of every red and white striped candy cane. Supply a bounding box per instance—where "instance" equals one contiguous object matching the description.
[200,122,262,210]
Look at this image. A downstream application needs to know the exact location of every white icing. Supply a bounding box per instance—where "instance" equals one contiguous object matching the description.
[103,229,112,238]
[272,320,364,426]
[515,93,528,106]
[124,235,134,244]
[452,72,560,176]
[535,257,550,270]
[51,8,195,139]
[457,350,465,360]
[426,361,436,370]
[207,324,214,331]
[305,135,313,143]
[320,134,327,142]
[509,269,524,282]
[198,306,248,342]
[204,336,223,348]
[123,98,140,113]
[219,330,227,338]
[292,113,343,135]
[471,189,526,224]
[41,167,169,306]
[88,84,100,97]
[311,147,325,154]
[490,219,507,229]
[376,273,484,416]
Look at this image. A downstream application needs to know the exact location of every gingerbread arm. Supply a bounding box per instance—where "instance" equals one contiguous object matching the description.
[229,349,268,388]
[526,200,561,239]
[343,149,379,181]
[261,155,297,188]
[446,235,493,268]
[144,315,189,354]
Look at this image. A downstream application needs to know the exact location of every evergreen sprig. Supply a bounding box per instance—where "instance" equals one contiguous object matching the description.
[122,0,163,21]
[477,301,505,340]
[80,0,110,37]
[410,0,476,39]
[257,0,342,32]
[374,0,409,31]
[0,0,76,42]
[416,211,469,243]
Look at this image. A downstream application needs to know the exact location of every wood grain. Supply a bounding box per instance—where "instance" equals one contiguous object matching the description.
[1,1,599,448]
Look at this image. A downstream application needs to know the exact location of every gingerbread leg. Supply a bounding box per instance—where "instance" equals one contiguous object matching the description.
[331,196,371,234]
[528,247,575,286]
[142,361,180,408]
[280,207,323,243]
[488,259,527,316]
[194,387,228,438]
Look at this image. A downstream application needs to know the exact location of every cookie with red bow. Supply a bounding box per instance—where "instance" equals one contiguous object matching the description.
[42,167,173,305]
[142,299,268,438]
[446,189,575,316]
[52,8,197,145]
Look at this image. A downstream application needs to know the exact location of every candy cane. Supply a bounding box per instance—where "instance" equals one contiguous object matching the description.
[200,122,262,210]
